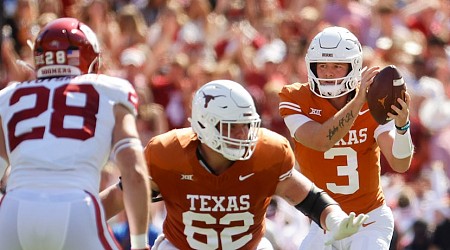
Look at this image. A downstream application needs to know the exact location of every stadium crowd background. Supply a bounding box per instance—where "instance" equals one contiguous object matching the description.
[1,0,449,249]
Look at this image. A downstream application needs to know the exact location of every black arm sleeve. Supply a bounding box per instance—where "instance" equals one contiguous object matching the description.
[294,184,338,228]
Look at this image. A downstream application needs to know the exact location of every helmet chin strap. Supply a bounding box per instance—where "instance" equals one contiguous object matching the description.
[88,57,100,74]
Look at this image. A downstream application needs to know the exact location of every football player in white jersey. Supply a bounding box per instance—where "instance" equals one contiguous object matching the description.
[0,18,151,250]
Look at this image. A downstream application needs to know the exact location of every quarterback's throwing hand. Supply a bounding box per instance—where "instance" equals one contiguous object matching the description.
[325,211,369,246]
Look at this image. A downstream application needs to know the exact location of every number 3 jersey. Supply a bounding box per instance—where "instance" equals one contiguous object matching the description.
[144,128,294,250]
[279,83,390,215]
[0,74,138,194]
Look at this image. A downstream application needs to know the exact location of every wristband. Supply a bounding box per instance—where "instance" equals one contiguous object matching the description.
[130,233,148,249]
[392,128,413,159]
[395,120,410,131]
[294,184,337,229]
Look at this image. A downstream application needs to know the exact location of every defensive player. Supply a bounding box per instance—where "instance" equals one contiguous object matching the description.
[0,18,150,250]
[279,26,414,249]
[102,79,368,249]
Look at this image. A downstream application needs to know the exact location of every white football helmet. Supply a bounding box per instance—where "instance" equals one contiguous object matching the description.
[305,26,363,98]
[190,80,261,161]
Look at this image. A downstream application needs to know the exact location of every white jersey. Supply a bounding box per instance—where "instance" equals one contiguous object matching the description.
[0,74,138,194]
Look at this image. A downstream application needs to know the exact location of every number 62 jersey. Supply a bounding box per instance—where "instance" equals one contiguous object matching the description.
[0,74,138,194]
[145,128,295,250]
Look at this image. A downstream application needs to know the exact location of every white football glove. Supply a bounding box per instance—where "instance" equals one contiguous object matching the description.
[324,211,369,246]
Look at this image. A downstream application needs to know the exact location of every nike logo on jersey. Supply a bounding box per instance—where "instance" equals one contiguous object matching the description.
[358,109,370,116]
[239,173,255,181]
[362,221,376,227]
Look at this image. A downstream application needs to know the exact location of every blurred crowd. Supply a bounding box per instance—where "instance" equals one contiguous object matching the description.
[1,0,449,249]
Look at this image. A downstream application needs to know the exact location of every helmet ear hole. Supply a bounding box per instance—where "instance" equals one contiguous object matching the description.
[208,117,217,125]
[210,140,219,148]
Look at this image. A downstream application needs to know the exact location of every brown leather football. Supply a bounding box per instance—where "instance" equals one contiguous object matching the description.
[367,65,406,125]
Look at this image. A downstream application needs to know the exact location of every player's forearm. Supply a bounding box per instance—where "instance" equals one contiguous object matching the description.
[390,156,412,173]
[309,97,365,151]
[100,182,125,220]
[113,140,151,235]
[122,173,151,235]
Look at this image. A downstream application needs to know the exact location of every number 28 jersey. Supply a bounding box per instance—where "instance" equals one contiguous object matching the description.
[145,128,294,250]
[0,74,138,194]
[279,82,387,215]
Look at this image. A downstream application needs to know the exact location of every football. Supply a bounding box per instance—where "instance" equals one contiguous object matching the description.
[367,65,406,125]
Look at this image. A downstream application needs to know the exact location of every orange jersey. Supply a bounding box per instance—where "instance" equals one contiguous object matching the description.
[279,83,384,215]
[144,128,294,250]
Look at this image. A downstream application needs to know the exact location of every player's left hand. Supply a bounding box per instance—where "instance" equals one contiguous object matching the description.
[388,91,411,129]
[325,212,369,246]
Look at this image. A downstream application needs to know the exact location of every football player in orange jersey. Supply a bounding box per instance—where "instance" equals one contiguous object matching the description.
[101,79,369,249]
[278,26,414,249]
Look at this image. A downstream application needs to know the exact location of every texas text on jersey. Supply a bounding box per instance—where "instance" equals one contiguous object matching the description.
[145,127,294,249]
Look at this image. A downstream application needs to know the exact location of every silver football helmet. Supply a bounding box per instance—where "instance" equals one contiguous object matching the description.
[190,80,261,161]
[305,26,363,98]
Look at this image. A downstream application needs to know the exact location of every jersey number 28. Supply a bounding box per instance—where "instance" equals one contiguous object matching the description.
[7,84,99,151]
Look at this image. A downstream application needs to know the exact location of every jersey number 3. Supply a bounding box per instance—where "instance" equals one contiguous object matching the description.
[8,84,99,151]
[325,147,359,194]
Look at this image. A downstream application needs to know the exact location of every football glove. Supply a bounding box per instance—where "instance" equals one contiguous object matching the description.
[325,211,369,246]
